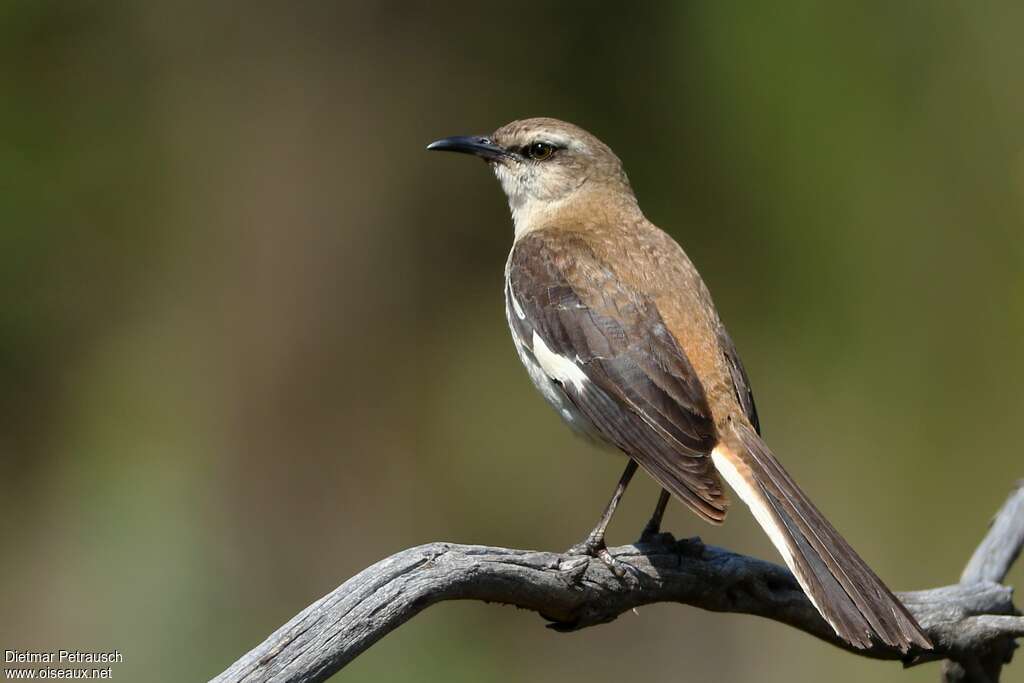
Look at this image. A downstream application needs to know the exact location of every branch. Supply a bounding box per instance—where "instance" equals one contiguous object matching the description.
[211,484,1024,683]
[961,482,1024,585]
[943,482,1024,683]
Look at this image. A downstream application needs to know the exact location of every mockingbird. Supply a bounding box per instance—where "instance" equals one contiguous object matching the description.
[427,117,931,652]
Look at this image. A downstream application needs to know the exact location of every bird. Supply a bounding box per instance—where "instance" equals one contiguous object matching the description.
[426,117,931,653]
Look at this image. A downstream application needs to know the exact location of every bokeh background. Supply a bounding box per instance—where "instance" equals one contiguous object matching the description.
[2,2,1022,682]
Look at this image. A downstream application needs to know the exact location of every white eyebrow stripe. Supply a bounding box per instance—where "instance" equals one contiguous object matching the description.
[527,133,572,149]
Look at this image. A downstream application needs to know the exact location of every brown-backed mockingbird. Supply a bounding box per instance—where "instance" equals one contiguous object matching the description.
[427,118,931,652]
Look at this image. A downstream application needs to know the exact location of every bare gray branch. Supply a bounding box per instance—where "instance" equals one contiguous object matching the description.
[961,482,1024,585]
[211,485,1023,683]
[941,483,1024,683]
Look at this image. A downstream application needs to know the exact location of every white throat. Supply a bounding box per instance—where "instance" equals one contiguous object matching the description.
[510,199,552,241]
[494,164,568,241]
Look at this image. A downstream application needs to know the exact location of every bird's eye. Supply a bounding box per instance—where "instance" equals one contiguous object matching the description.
[525,142,555,161]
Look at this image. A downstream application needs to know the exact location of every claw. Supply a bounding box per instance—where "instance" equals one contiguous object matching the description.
[565,536,626,578]
[596,547,626,578]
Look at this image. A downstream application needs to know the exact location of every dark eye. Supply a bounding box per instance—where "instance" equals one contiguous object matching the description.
[525,142,555,161]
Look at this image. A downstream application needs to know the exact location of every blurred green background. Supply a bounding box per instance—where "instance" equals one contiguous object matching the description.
[1,2,1021,682]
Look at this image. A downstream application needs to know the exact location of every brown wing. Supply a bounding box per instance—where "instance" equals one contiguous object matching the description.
[508,230,728,523]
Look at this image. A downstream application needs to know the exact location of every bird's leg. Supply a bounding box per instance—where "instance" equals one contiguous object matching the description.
[566,459,638,577]
[640,489,671,542]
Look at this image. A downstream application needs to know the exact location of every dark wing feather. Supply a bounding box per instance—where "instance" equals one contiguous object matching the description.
[718,327,761,434]
[508,231,728,522]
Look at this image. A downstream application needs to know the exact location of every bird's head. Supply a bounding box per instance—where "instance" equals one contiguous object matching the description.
[428,117,634,235]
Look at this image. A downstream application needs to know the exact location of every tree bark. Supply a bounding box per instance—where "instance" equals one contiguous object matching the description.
[941,482,1024,683]
[211,483,1024,683]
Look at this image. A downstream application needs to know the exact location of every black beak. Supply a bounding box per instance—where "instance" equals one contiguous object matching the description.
[426,135,509,161]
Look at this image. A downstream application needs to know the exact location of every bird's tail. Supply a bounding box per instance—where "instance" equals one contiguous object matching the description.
[711,418,931,652]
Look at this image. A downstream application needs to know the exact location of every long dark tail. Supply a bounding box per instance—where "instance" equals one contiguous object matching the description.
[712,419,931,652]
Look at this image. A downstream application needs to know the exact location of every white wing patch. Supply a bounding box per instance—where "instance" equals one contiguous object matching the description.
[531,331,589,393]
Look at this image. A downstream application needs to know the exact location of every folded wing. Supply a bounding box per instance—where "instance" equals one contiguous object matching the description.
[507,230,727,522]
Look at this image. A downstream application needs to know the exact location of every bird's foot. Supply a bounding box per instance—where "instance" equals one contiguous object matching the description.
[565,534,625,578]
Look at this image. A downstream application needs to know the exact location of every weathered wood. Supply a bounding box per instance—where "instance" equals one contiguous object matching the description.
[211,484,1024,683]
[942,482,1024,683]
[961,482,1024,585]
